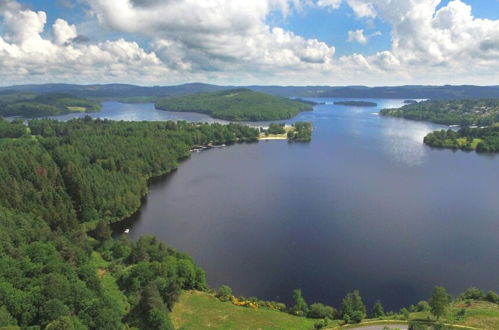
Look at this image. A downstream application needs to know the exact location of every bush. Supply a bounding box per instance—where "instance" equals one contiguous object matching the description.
[216,285,233,302]
[307,303,336,319]
[350,311,364,323]
[409,321,429,330]
[313,318,329,329]
[459,287,484,300]
[416,301,430,312]
[485,291,498,304]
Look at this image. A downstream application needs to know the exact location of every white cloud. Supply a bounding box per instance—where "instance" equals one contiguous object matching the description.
[53,19,77,45]
[347,29,367,44]
[317,0,342,9]
[0,0,172,85]
[1,0,499,85]
[86,0,336,79]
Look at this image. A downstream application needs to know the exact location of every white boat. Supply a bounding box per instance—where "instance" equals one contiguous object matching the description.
[124,229,130,233]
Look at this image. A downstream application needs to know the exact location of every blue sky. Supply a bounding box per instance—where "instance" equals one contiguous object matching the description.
[1,0,499,86]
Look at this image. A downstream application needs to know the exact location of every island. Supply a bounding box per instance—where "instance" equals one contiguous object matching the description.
[0,92,101,117]
[380,98,499,126]
[334,101,377,107]
[404,99,418,104]
[155,88,314,121]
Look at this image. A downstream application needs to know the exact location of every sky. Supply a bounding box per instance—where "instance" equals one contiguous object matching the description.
[1,0,499,86]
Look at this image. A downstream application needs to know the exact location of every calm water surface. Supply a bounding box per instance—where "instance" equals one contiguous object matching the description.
[59,100,499,310]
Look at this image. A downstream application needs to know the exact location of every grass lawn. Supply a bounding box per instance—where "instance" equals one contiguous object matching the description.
[455,138,483,149]
[171,291,322,330]
[259,126,294,140]
[67,106,87,112]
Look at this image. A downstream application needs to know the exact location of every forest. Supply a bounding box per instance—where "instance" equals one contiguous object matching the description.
[424,126,499,153]
[0,117,258,329]
[0,93,101,117]
[380,99,499,126]
[155,88,313,121]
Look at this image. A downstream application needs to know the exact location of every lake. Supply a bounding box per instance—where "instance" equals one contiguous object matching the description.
[58,100,499,311]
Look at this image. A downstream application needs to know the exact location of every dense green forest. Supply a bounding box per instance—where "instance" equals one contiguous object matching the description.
[380,99,499,126]
[155,88,313,121]
[0,93,101,117]
[334,101,377,107]
[424,126,499,152]
[0,117,258,329]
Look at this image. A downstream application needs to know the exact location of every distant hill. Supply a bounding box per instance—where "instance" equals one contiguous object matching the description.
[2,83,499,100]
[0,93,101,117]
[155,88,314,121]
[334,101,377,107]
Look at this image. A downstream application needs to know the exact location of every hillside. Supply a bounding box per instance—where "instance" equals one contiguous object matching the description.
[155,88,314,121]
[0,93,101,117]
[3,83,499,100]
[380,99,499,126]
[172,291,499,330]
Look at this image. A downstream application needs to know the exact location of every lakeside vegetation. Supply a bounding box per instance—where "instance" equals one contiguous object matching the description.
[172,286,499,330]
[0,93,101,118]
[155,88,314,121]
[424,126,499,152]
[380,99,499,126]
[334,101,377,107]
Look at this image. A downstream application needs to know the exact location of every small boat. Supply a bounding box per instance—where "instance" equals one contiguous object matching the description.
[124,229,130,234]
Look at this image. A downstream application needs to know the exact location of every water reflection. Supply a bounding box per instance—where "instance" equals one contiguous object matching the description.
[380,118,444,166]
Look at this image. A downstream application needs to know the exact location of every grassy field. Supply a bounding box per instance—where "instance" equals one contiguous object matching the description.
[171,291,321,329]
[67,106,87,112]
[258,126,295,140]
[455,137,483,149]
[171,291,499,330]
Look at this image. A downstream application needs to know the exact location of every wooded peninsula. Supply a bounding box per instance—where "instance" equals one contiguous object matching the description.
[155,88,314,121]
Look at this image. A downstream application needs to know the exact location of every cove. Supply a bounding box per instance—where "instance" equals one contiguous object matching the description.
[56,100,499,311]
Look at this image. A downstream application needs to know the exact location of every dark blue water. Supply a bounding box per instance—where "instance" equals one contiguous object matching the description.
[58,100,499,311]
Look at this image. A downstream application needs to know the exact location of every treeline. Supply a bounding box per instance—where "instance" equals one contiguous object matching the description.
[29,118,259,227]
[380,99,499,126]
[0,117,259,329]
[334,101,377,107]
[213,284,499,329]
[0,93,101,117]
[155,88,313,121]
[424,126,499,152]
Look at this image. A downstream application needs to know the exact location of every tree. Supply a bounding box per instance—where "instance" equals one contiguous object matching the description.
[372,300,384,318]
[93,221,111,244]
[400,307,410,320]
[341,290,366,321]
[291,289,308,315]
[429,286,451,320]
[307,303,336,319]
